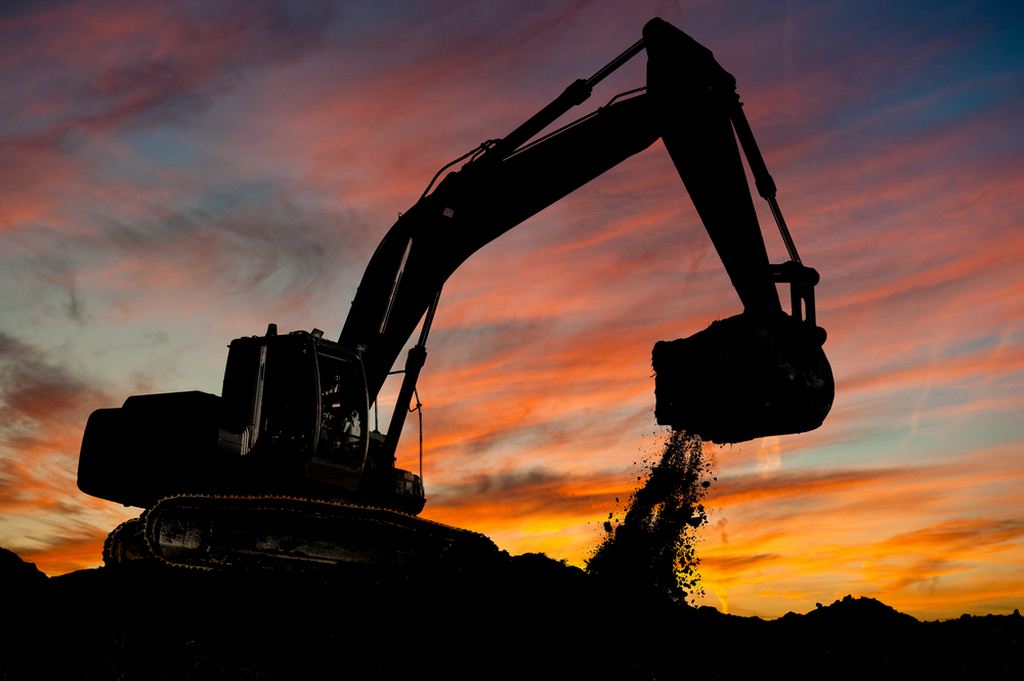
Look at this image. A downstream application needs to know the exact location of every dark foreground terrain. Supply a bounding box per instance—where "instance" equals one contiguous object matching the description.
[3,547,1021,680]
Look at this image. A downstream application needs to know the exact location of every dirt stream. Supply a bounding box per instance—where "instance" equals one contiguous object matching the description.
[587,430,712,602]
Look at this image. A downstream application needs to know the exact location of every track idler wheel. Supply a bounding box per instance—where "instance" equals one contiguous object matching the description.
[102,517,153,567]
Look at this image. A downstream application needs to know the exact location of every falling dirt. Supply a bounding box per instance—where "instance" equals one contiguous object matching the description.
[586,430,714,603]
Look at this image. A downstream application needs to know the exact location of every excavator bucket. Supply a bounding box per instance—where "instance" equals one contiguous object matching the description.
[653,313,834,443]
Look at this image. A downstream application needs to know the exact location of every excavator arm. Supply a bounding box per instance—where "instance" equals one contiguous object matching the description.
[341,18,831,452]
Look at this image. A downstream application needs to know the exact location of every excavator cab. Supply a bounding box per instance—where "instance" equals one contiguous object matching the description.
[218,325,372,487]
[219,325,424,511]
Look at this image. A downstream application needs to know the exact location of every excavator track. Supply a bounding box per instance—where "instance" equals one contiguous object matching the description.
[138,493,497,572]
[103,517,152,567]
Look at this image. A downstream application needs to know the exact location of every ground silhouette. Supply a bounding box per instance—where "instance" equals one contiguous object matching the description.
[3,546,1021,680]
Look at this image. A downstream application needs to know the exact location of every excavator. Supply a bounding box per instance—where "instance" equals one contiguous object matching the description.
[77,18,834,571]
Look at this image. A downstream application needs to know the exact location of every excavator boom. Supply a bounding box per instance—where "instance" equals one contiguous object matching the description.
[343,17,831,448]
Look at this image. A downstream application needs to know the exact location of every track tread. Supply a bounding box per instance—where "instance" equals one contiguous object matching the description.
[142,493,495,571]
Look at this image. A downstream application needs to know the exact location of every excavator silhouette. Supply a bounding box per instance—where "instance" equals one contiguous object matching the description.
[78,18,833,570]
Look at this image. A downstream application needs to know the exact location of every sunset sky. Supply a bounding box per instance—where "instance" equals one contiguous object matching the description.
[1,0,1022,620]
